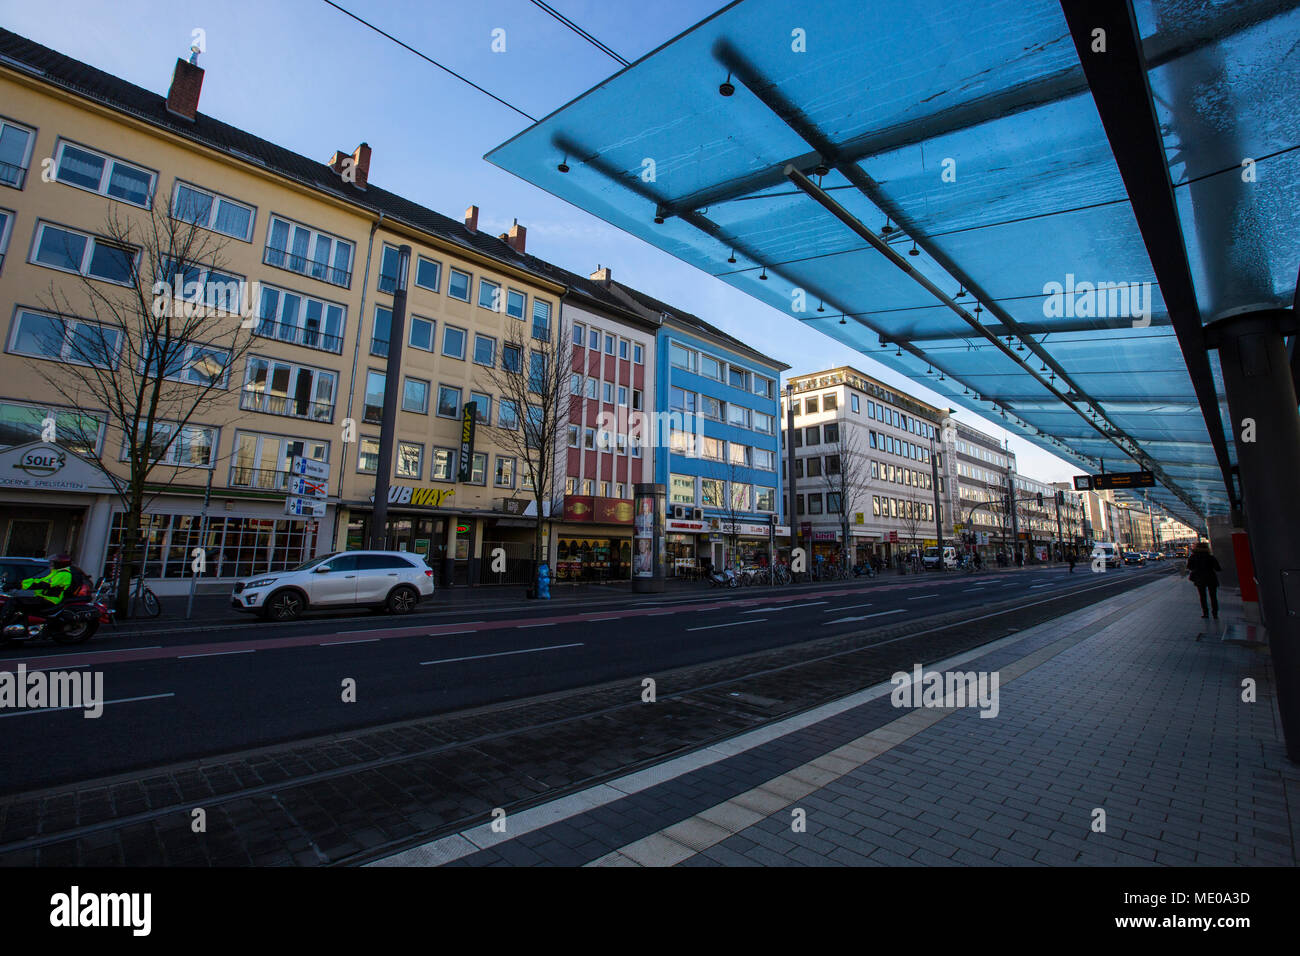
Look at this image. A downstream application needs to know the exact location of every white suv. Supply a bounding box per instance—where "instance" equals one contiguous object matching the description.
[231,551,435,621]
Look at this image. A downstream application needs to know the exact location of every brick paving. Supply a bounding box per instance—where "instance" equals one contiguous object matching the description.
[379,576,1297,867]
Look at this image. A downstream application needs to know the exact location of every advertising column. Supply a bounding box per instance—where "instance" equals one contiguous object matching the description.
[632,482,665,593]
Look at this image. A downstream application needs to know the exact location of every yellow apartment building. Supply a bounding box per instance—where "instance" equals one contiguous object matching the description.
[0,30,567,592]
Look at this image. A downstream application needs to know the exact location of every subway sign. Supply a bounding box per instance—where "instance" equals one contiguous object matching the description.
[457,402,477,483]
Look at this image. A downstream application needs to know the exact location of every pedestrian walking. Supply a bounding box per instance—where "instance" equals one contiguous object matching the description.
[1186,541,1221,620]
[1067,549,1076,573]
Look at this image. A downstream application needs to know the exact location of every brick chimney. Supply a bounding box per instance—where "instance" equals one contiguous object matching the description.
[464,205,479,233]
[326,143,370,189]
[590,265,612,285]
[506,219,526,254]
[166,57,204,122]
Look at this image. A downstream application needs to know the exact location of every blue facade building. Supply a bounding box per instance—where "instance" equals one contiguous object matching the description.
[613,288,788,572]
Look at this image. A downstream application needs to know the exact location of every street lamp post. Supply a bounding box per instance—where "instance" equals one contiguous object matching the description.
[369,245,410,550]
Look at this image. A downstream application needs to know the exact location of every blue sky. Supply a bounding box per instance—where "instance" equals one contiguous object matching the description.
[1,0,1082,482]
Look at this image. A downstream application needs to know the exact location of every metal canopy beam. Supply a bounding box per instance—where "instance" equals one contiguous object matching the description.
[1059,0,1238,517]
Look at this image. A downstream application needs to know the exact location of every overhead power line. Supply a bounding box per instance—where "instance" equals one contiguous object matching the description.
[528,0,630,66]
[320,0,539,122]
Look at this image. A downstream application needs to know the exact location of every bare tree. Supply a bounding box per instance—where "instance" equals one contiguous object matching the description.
[478,322,573,584]
[707,455,752,567]
[822,422,868,560]
[35,193,256,614]
[896,484,929,564]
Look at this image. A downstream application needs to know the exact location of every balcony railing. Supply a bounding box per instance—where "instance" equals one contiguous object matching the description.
[229,466,290,492]
[532,323,551,342]
[370,336,389,358]
[240,389,334,422]
[377,273,397,295]
[251,318,343,355]
[263,246,352,287]
[0,160,26,189]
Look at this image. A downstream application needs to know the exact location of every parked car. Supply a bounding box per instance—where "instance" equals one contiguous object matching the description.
[1123,551,1146,566]
[0,557,50,591]
[922,545,958,570]
[231,550,435,621]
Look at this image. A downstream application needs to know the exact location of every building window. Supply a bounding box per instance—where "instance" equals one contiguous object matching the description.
[807,457,822,478]
[669,343,696,371]
[827,454,841,474]
[701,436,725,461]
[851,394,860,413]
[32,222,136,285]
[633,343,644,364]
[239,357,335,422]
[264,215,353,287]
[437,385,461,419]
[431,448,455,481]
[408,316,435,352]
[0,119,35,189]
[414,256,441,292]
[753,375,773,399]
[0,401,104,455]
[396,442,423,478]
[8,308,121,369]
[0,208,10,270]
[728,366,749,390]
[700,354,722,381]
[805,396,819,414]
[618,339,629,360]
[753,448,775,471]
[506,289,526,319]
[371,305,392,358]
[402,377,429,414]
[499,399,519,430]
[53,140,154,207]
[730,483,752,510]
[604,333,615,355]
[701,395,723,421]
[362,370,386,424]
[502,345,522,373]
[701,478,725,508]
[581,479,594,496]
[618,385,628,406]
[729,443,752,467]
[172,181,254,241]
[495,456,516,487]
[448,268,471,301]
[469,391,492,424]
[585,377,598,399]
[633,389,643,411]
[603,382,614,403]
[357,437,380,474]
[568,424,579,447]
[805,425,821,445]
[469,452,488,485]
[377,244,402,294]
[670,474,695,504]
[572,322,586,347]
[824,423,839,444]
[753,412,774,434]
[728,404,751,429]
[588,328,599,350]
[255,283,346,354]
[824,393,838,411]
[808,494,823,515]
[478,278,501,311]
[532,299,552,340]
[755,487,776,511]
[570,373,582,396]
[442,325,467,359]
[474,333,497,367]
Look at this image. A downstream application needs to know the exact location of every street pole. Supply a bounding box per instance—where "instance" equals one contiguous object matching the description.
[1054,489,1064,563]
[929,433,942,570]
[185,464,215,620]
[784,384,799,562]
[369,245,410,550]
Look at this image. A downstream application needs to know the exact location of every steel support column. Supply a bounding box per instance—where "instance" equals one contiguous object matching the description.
[1210,308,1300,762]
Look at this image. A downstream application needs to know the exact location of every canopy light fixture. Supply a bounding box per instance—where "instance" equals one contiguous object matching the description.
[758,267,768,280]
[956,287,967,298]
[974,303,983,316]
[908,242,920,257]
[1016,339,1026,352]
[719,73,735,97]
[881,218,894,235]
[653,205,666,224]
[557,155,570,173]
[839,317,847,325]
[817,300,825,312]
[895,346,903,357]
[727,249,737,264]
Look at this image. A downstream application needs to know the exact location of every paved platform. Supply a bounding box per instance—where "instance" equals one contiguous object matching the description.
[374,575,1298,866]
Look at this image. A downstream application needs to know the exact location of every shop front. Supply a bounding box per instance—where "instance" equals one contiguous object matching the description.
[552,494,634,582]
[344,480,481,587]
[665,516,707,577]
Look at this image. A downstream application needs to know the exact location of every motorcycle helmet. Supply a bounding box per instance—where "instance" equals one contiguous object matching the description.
[50,553,72,569]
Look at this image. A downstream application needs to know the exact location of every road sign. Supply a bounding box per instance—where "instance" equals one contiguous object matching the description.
[290,475,328,498]
[291,456,329,480]
[1091,470,1155,490]
[1073,475,1093,491]
[285,496,325,518]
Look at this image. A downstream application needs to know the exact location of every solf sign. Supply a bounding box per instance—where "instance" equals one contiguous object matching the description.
[457,402,477,482]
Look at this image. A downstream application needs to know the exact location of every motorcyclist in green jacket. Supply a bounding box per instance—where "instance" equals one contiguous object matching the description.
[21,553,73,608]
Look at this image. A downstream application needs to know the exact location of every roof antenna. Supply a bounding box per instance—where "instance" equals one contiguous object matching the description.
[189,43,201,66]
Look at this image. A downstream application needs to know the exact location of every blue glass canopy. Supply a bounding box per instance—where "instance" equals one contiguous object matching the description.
[488,0,1300,527]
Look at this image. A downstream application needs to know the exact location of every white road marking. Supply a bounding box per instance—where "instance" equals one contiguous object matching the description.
[824,609,907,625]
[907,594,939,600]
[0,691,175,718]
[178,649,255,659]
[688,620,761,631]
[963,587,986,592]
[823,602,872,613]
[1030,584,1052,589]
[319,638,381,646]
[421,643,582,665]
[742,602,826,614]
[517,622,557,628]
[426,630,477,637]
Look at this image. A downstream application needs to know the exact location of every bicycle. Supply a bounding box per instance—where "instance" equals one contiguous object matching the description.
[95,572,161,618]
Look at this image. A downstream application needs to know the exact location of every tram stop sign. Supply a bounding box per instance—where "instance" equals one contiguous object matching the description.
[1076,471,1156,491]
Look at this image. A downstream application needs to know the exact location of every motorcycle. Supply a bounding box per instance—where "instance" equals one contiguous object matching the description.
[708,567,739,589]
[0,587,109,645]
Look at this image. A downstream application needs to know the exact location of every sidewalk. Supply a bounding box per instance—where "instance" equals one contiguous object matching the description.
[374,576,1297,866]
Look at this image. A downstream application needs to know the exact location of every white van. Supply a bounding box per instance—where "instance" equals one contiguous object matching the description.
[923,546,958,570]
[1090,542,1122,569]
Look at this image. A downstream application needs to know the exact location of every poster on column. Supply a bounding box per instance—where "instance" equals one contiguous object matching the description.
[633,489,655,577]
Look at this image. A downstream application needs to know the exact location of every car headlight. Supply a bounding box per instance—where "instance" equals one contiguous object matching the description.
[244,578,278,588]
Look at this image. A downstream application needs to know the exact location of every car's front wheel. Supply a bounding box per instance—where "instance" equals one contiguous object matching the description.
[263,589,304,621]
[386,585,419,615]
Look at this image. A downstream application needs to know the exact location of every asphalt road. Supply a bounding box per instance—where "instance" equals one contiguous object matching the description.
[0,563,1164,793]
